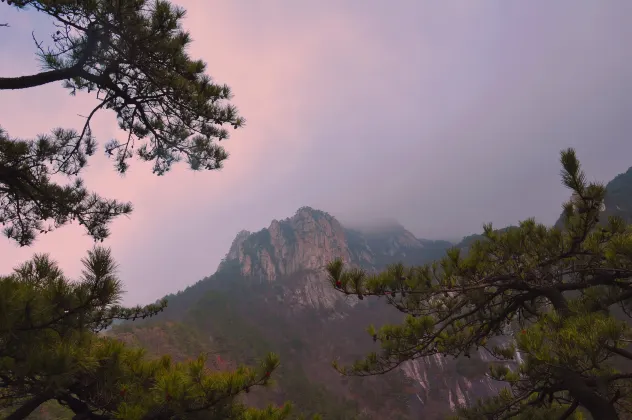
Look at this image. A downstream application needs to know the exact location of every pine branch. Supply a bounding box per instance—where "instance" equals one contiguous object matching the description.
[0,24,100,90]
[0,0,244,244]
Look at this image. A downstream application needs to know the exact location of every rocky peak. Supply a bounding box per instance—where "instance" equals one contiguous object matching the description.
[347,220,423,259]
[223,207,358,281]
[221,206,445,283]
[225,230,251,261]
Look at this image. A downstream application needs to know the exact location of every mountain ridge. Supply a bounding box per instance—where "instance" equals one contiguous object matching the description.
[135,206,503,419]
[221,206,451,278]
[111,165,632,419]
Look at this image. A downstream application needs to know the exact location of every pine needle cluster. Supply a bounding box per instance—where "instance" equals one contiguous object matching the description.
[0,248,302,419]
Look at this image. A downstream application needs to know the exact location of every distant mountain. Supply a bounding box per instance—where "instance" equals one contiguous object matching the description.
[111,207,502,419]
[604,167,632,222]
[555,165,632,227]
[108,166,632,419]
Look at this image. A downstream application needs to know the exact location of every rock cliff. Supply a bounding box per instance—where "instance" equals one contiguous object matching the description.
[223,207,437,282]
[225,207,358,281]
[218,207,438,314]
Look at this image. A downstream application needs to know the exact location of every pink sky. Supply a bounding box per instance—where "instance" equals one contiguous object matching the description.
[0,1,386,304]
[2,1,632,305]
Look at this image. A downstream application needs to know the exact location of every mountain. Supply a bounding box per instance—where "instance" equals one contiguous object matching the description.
[555,166,632,227]
[110,207,505,419]
[604,167,632,221]
[18,164,632,419]
[107,166,632,419]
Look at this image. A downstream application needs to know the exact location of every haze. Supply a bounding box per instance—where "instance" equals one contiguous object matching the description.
[1,1,631,305]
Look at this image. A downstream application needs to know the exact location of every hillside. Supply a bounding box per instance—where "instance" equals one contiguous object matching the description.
[604,167,632,220]
[109,207,504,419]
[555,166,632,227]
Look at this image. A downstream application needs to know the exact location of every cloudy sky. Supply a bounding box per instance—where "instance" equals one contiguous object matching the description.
[1,1,632,305]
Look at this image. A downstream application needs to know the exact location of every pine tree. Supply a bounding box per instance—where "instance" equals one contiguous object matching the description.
[0,2,316,418]
[328,149,632,420]
[0,247,300,419]
[0,0,244,245]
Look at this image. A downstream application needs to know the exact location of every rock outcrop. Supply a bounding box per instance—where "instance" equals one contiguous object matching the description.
[220,207,438,314]
[226,207,358,281]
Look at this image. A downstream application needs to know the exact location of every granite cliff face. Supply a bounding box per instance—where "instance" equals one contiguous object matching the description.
[224,207,358,281]
[218,207,436,314]
[231,207,446,271]
[224,207,440,282]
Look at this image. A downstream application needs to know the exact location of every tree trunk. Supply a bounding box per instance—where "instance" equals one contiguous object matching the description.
[584,402,619,420]
[59,393,110,420]
[562,372,620,420]
[5,391,54,420]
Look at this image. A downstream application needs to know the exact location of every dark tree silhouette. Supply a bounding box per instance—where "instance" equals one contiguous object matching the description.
[0,0,244,245]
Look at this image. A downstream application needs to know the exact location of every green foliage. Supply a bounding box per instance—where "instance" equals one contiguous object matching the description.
[0,0,243,245]
[0,248,303,420]
[183,289,359,419]
[110,321,215,362]
[187,290,273,365]
[272,362,360,420]
[328,149,632,419]
[0,127,134,246]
